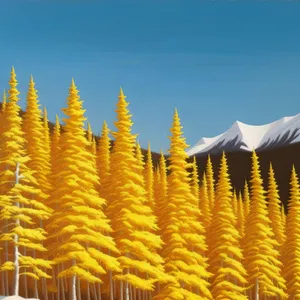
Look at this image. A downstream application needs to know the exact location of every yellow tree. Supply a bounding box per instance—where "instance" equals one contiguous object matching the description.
[267,163,286,246]
[23,77,53,299]
[155,152,168,238]
[96,121,111,199]
[243,151,287,299]
[144,144,155,210]
[237,192,245,238]
[156,109,212,299]
[47,79,120,300]
[283,166,300,298]
[199,171,212,230]
[206,154,215,211]
[50,115,61,186]
[191,156,199,200]
[0,90,7,137]
[106,88,167,299]
[207,152,247,300]
[0,68,52,296]
[281,205,286,229]
[243,181,250,220]
[232,189,238,218]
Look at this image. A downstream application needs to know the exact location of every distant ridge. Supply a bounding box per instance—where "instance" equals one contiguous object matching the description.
[187,114,300,156]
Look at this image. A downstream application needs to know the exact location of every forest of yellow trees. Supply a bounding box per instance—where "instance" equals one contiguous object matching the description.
[0,67,299,300]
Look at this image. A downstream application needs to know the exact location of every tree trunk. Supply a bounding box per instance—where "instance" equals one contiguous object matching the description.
[109,270,113,300]
[87,281,91,300]
[72,275,77,300]
[4,231,9,296]
[92,283,98,300]
[23,244,28,298]
[13,163,22,296]
[120,280,124,300]
[77,278,81,300]
[0,255,5,295]
[255,278,259,300]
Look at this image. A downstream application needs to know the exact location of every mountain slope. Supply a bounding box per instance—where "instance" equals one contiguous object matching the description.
[188,114,300,156]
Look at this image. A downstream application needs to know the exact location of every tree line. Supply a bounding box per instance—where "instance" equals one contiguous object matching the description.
[0,67,299,300]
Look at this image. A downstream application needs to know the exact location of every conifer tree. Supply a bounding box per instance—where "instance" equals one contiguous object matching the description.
[267,163,286,246]
[199,172,211,230]
[283,166,300,298]
[106,88,167,298]
[0,90,7,137]
[144,144,155,210]
[243,151,287,299]
[96,121,111,199]
[47,79,120,300]
[207,153,247,300]
[206,155,215,211]
[0,68,52,296]
[281,205,286,229]
[155,152,168,238]
[232,189,238,218]
[191,156,199,200]
[243,180,250,220]
[237,192,245,238]
[157,110,212,299]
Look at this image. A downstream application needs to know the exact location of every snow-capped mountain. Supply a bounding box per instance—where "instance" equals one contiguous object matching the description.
[187,114,300,156]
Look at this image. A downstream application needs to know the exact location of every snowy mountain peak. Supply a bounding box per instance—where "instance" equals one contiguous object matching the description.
[187,114,300,156]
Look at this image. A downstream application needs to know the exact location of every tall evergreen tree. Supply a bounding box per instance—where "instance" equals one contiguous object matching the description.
[144,144,155,210]
[243,151,287,299]
[96,121,111,199]
[47,79,120,300]
[106,88,167,298]
[206,155,215,211]
[156,110,212,300]
[237,192,245,238]
[207,153,247,300]
[0,68,52,296]
[267,163,286,246]
[283,166,300,298]
[199,171,212,230]
[243,181,250,220]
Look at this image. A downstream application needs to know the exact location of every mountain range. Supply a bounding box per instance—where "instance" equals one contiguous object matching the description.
[187,113,300,209]
[187,114,300,156]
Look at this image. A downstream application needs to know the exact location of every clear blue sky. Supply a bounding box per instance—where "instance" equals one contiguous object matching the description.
[0,1,300,153]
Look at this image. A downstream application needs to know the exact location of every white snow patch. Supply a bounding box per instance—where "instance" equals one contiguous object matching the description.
[187,113,300,156]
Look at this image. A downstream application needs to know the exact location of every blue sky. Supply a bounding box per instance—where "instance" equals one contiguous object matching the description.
[0,1,300,153]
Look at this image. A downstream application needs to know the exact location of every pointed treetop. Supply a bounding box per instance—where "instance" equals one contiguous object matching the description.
[147,142,151,152]
[87,121,92,132]
[30,74,34,83]
[11,65,15,75]
[71,77,76,87]
[55,114,59,124]
[119,87,126,99]
[43,106,48,118]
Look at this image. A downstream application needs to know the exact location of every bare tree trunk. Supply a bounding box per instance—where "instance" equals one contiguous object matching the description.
[56,265,61,300]
[72,275,77,300]
[129,284,133,300]
[0,255,5,295]
[92,283,98,300]
[77,278,81,300]
[60,264,66,300]
[13,163,23,296]
[109,270,113,300]
[23,245,28,298]
[120,280,124,300]
[255,278,259,300]
[4,226,9,296]
[87,281,91,300]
